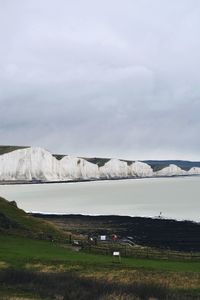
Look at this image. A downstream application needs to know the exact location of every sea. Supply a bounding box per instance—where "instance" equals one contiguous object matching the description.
[0,176,199,222]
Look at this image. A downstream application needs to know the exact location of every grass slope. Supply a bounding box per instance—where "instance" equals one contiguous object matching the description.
[0,196,67,240]
[0,235,200,299]
[0,145,29,155]
[1,235,200,272]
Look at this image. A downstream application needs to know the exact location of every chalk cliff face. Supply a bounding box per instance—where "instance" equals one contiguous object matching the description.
[129,161,153,177]
[188,167,200,175]
[99,159,129,179]
[60,156,99,180]
[155,164,187,177]
[0,147,199,182]
[0,147,60,181]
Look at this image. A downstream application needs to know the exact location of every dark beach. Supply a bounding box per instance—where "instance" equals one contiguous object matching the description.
[31,213,200,252]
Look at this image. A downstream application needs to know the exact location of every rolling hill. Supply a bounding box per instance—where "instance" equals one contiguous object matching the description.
[0,196,67,240]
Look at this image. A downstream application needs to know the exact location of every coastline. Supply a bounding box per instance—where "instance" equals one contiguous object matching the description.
[0,174,200,185]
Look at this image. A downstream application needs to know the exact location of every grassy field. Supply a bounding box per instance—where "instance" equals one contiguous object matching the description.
[0,234,200,299]
[1,234,200,272]
[0,196,200,299]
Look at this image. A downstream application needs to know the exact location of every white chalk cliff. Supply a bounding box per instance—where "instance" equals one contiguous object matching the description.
[129,161,153,177]
[0,147,60,181]
[99,159,129,179]
[155,164,187,177]
[188,167,200,175]
[0,147,199,182]
[60,156,99,180]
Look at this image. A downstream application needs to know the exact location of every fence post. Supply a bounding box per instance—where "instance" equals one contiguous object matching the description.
[146,248,149,259]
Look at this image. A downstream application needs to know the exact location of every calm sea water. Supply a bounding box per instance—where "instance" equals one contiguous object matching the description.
[0,177,199,222]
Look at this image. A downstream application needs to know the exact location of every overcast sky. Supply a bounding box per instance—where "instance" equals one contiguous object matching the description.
[0,0,200,160]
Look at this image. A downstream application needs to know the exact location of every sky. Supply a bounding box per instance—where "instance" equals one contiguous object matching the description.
[0,0,200,160]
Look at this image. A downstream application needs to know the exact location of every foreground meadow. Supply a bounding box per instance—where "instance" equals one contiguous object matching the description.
[0,196,199,299]
[0,235,200,300]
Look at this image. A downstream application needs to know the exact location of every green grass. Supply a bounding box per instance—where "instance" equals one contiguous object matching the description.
[0,236,200,299]
[4,194,197,273]
[0,235,109,268]
[0,235,200,273]
[0,145,29,155]
[0,194,200,299]
[0,235,200,299]
[0,197,68,240]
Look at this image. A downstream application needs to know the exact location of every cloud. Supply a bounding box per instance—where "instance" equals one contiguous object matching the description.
[0,0,200,160]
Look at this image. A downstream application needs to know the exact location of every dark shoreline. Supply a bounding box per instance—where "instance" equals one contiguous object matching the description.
[31,213,200,252]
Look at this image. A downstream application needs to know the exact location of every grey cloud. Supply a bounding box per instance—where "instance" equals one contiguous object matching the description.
[0,0,200,160]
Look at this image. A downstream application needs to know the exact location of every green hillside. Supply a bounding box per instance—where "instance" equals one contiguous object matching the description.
[0,197,67,241]
[0,145,29,155]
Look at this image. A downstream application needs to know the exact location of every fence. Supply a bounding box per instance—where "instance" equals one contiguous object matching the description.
[81,243,200,262]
